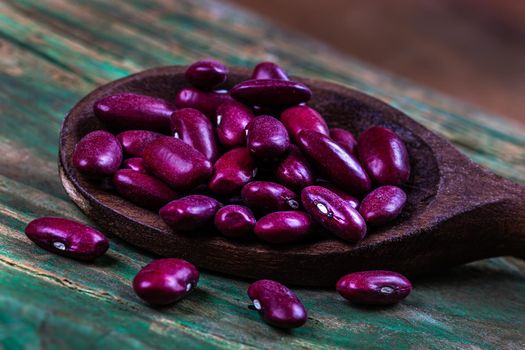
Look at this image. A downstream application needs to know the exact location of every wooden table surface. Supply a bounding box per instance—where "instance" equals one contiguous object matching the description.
[1,0,524,348]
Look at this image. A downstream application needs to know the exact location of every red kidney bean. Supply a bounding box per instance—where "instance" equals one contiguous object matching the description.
[24,217,109,261]
[330,128,357,155]
[160,195,221,231]
[94,93,174,133]
[336,270,412,305]
[298,130,371,195]
[316,181,359,209]
[216,101,254,148]
[175,87,233,120]
[251,62,289,80]
[281,105,329,143]
[214,205,256,238]
[185,59,228,90]
[359,186,407,225]
[241,181,299,215]
[72,130,122,178]
[301,186,366,243]
[209,148,257,196]
[113,169,177,209]
[230,79,311,107]
[171,108,219,162]
[246,116,290,159]
[116,130,163,157]
[248,280,307,329]
[133,258,199,305]
[255,211,312,244]
[275,145,315,191]
[358,127,410,185]
[122,157,148,174]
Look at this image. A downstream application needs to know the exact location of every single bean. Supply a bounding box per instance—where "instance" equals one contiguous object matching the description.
[281,105,329,143]
[298,130,371,195]
[301,186,366,243]
[315,180,359,209]
[216,101,254,148]
[175,87,233,120]
[275,145,315,191]
[251,62,289,80]
[143,137,212,191]
[122,157,148,174]
[255,211,312,244]
[24,217,109,261]
[330,128,357,155]
[94,93,174,133]
[336,270,412,305]
[248,280,307,329]
[358,127,410,185]
[214,205,256,238]
[209,148,257,196]
[160,195,221,231]
[359,186,407,225]
[241,181,299,215]
[116,130,163,157]
[230,79,311,107]
[246,116,290,159]
[72,130,122,178]
[185,59,227,90]
[133,258,199,305]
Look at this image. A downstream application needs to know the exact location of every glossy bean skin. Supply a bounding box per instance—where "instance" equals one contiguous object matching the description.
[171,108,219,162]
[116,130,163,157]
[122,157,148,174]
[316,181,359,209]
[216,101,254,148]
[298,130,371,195]
[214,205,256,238]
[113,169,177,209]
[24,217,109,261]
[246,116,290,159]
[330,128,357,155]
[160,195,221,231]
[94,93,174,133]
[281,105,329,143]
[251,62,289,80]
[336,270,412,305]
[185,59,227,90]
[175,87,233,119]
[358,127,410,185]
[301,186,366,243]
[255,211,312,244]
[230,79,311,108]
[241,181,299,215]
[72,130,122,178]
[275,145,315,191]
[143,137,212,191]
[248,280,307,329]
[209,148,257,196]
[133,258,199,306]
[359,186,407,225]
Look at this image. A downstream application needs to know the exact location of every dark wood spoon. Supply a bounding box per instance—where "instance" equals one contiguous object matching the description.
[59,66,525,287]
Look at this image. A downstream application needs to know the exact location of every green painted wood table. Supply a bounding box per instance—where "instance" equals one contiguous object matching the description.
[1,1,525,348]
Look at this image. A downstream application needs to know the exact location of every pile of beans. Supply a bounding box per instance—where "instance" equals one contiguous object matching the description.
[24,60,413,329]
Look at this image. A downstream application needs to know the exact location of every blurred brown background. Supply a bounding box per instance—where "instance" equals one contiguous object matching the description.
[231,0,525,125]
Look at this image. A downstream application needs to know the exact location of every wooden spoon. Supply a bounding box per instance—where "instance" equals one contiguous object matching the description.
[59,66,525,287]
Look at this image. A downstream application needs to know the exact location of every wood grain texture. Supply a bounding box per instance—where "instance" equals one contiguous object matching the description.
[0,0,524,348]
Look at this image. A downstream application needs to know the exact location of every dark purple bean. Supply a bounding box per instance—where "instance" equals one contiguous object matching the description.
[72,130,122,178]
[255,211,312,244]
[316,181,359,209]
[175,87,233,120]
[358,127,410,185]
[24,217,109,261]
[143,137,212,191]
[160,195,221,231]
[113,169,177,209]
[359,186,407,225]
[336,270,412,305]
[216,101,254,148]
[122,157,148,174]
[275,145,315,191]
[301,186,366,243]
[281,105,329,143]
[209,148,257,196]
[231,79,311,108]
[116,130,163,157]
[171,108,219,162]
[246,116,290,159]
[298,130,371,195]
[133,258,199,305]
[185,59,228,90]
[330,128,357,155]
[248,280,307,329]
[251,62,289,80]
[94,93,174,133]
[214,205,256,238]
[241,181,299,215]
